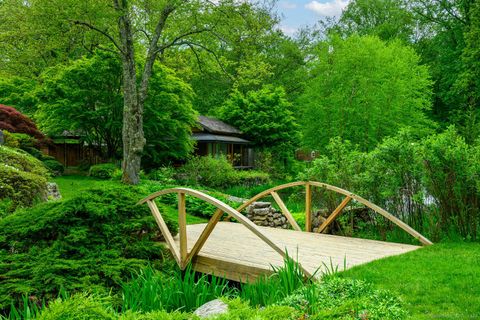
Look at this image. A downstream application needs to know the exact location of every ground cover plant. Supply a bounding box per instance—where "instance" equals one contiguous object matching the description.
[0,185,177,312]
[0,146,49,214]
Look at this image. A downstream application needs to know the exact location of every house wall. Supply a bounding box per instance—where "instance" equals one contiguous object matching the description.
[195,142,254,168]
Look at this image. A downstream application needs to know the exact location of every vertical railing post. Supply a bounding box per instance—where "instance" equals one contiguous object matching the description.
[305,182,312,232]
[178,192,187,268]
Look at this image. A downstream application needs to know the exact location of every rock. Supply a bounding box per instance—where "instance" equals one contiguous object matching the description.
[253,201,271,208]
[46,182,62,201]
[193,299,228,318]
[253,208,270,216]
[228,195,247,203]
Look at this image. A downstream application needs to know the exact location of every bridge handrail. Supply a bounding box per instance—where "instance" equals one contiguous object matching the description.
[138,187,312,276]
[236,181,432,246]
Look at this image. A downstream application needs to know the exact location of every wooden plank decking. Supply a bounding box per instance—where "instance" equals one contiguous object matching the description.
[174,222,420,282]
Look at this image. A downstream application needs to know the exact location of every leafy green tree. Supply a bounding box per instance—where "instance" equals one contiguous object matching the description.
[337,0,415,42]
[36,51,196,165]
[219,86,299,157]
[454,0,480,142]
[36,51,124,159]
[300,35,434,152]
[0,78,38,116]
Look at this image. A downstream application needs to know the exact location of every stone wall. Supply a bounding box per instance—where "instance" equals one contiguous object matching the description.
[246,201,290,229]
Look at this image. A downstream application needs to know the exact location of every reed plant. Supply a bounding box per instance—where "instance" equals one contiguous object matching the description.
[121,264,234,313]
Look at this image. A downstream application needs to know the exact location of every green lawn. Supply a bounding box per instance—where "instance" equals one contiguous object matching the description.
[52,175,207,224]
[340,242,480,319]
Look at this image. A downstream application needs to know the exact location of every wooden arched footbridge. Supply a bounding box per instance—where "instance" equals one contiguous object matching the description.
[139,181,432,282]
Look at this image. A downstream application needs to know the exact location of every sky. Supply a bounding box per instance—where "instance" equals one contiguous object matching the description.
[275,0,350,36]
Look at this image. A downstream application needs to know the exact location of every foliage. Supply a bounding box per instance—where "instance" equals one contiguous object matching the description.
[341,242,480,319]
[0,105,45,141]
[36,51,196,164]
[279,276,407,319]
[89,163,120,180]
[122,265,233,313]
[0,185,177,310]
[142,65,197,168]
[0,146,49,213]
[36,51,123,159]
[337,0,414,42]
[421,127,480,239]
[300,35,434,152]
[219,86,299,158]
[146,167,176,184]
[179,156,270,189]
[240,255,309,306]
[301,127,480,241]
[213,299,300,320]
[42,159,64,177]
[0,77,38,116]
[37,294,115,320]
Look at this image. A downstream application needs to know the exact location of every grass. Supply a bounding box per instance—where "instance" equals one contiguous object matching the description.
[52,175,207,224]
[340,242,480,320]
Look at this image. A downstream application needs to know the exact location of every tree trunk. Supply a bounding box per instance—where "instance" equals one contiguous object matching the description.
[116,1,145,185]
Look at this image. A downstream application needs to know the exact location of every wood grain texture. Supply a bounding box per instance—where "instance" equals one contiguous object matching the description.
[318,196,352,233]
[308,182,433,245]
[177,222,420,283]
[305,182,312,232]
[178,192,187,268]
[147,200,181,266]
[270,191,301,231]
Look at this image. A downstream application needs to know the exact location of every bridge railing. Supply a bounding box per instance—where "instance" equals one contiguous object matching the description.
[235,181,432,246]
[138,187,312,276]
[138,181,432,273]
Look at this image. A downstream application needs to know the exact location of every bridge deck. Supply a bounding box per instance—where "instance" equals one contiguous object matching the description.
[174,222,420,282]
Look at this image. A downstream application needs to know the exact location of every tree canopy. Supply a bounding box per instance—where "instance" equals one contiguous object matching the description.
[300,35,434,152]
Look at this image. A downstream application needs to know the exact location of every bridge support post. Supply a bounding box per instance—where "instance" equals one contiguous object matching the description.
[305,182,312,232]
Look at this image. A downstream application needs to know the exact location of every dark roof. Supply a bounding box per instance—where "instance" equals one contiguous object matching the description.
[192,133,251,144]
[197,116,241,135]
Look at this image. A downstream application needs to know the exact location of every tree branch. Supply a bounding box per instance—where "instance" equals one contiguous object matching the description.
[72,20,123,54]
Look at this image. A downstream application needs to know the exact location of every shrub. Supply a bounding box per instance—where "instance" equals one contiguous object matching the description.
[89,163,119,180]
[0,105,46,141]
[147,167,176,184]
[421,127,480,239]
[0,146,49,213]
[279,277,407,319]
[42,159,65,176]
[37,294,115,320]
[0,185,178,310]
[179,156,270,189]
[2,130,19,148]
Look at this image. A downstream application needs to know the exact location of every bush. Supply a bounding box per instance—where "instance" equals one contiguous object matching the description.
[0,104,46,140]
[2,130,19,148]
[279,277,407,319]
[147,167,176,184]
[0,146,49,213]
[43,159,65,176]
[37,294,115,320]
[179,156,270,189]
[0,185,178,310]
[89,163,119,180]
[421,127,480,239]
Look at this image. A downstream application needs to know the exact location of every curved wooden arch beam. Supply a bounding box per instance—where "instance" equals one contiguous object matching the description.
[236,181,307,213]
[139,188,312,277]
[308,181,433,246]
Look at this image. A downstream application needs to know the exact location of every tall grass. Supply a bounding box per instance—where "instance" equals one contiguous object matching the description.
[240,253,311,306]
[121,264,235,313]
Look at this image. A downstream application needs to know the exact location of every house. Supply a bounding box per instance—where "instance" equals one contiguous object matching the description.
[193,116,254,168]
[41,131,102,167]
[42,116,254,168]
